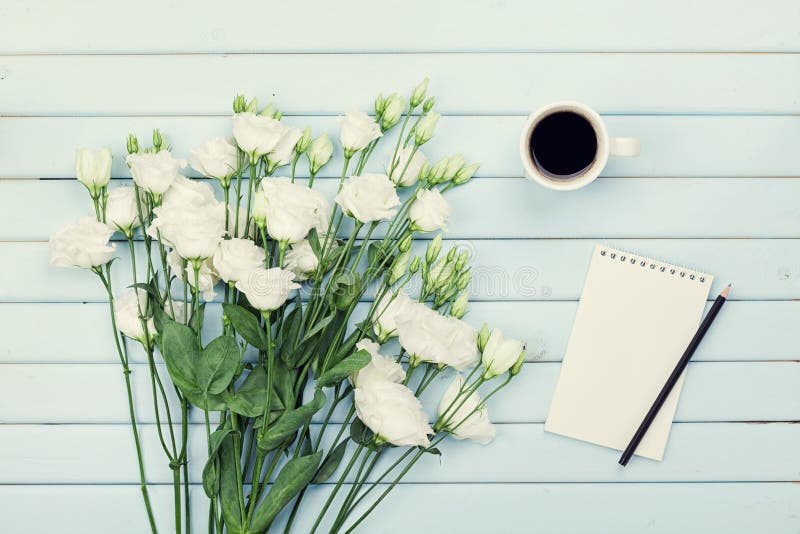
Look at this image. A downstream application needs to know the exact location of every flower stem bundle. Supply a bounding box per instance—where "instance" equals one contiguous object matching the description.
[49,78,526,533]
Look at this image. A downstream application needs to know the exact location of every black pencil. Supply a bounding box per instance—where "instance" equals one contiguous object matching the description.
[618,283,731,466]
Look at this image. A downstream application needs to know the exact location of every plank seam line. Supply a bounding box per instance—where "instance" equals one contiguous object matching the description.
[2,51,800,58]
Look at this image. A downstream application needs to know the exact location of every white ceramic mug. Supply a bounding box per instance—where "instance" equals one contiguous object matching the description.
[519,101,640,191]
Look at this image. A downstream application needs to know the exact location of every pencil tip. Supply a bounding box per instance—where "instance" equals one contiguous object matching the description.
[721,284,731,298]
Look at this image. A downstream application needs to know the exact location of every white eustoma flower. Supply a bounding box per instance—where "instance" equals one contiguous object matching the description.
[388,146,427,187]
[268,125,303,166]
[396,303,479,371]
[437,374,495,445]
[481,328,525,378]
[161,175,217,208]
[212,238,265,284]
[113,288,156,345]
[167,251,219,301]
[415,112,440,145]
[350,339,406,387]
[232,112,284,160]
[189,137,238,184]
[354,379,432,447]
[307,134,333,174]
[284,240,318,281]
[235,267,299,312]
[104,186,140,236]
[373,290,416,342]
[337,111,382,153]
[150,201,226,260]
[335,174,400,224]
[409,188,450,232]
[49,216,116,269]
[255,177,318,244]
[306,187,332,234]
[76,147,113,196]
[126,151,186,195]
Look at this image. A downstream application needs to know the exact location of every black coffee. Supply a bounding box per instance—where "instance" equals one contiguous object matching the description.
[530,111,598,178]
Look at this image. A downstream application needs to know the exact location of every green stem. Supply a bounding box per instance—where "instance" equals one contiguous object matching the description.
[95,268,158,534]
[309,443,364,534]
[244,159,258,237]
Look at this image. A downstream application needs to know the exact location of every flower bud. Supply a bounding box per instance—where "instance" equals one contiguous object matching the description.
[232,94,247,113]
[246,97,259,113]
[295,127,312,154]
[455,250,470,271]
[399,232,413,252]
[443,153,465,181]
[126,134,140,155]
[430,257,453,290]
[454,163,480,185]
[416,161,430,183]
[307,133,334,174]
[423,96,435,113]
[450,291,469,319]
[374,93,386,116]
[510,350,527,376]
[427,156,449,184]
[152,129,165,151]
[414,112,439,146]
[410,77,429,108]
[273,110,283,121]
[390,250,411,283]
[477,323,490,352]
[381,93,405,130]
[446,247,457,261]
[456,268,471,291]
[409,255,421,273]
[259,102,274,117]
[426,234,442,263]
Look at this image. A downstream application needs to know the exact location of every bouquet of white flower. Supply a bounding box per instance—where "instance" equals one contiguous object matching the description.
[49,79,526,534]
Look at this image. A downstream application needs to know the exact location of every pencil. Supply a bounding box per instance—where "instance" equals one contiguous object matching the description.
[618,283,731,466]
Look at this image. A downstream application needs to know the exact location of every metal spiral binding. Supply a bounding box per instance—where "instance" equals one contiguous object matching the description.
[599,248,707,283]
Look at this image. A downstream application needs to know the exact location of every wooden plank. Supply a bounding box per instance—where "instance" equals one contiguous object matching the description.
[1,361,796,424]
[3,115,798,178]
[3,300,796,364]
[1,54,797,115]
[2,0,798,53]
[1,483,798,534]
[7,178,800,241]
[3,239,798,302]
[0,423,796,483]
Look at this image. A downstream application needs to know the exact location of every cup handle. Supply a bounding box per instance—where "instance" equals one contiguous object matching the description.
[609,137,640,157]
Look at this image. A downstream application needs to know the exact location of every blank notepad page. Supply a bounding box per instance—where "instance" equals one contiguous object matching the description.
[545,246,713,460]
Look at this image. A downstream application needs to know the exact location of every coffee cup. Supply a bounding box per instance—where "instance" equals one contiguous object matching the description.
[519,101,640,191]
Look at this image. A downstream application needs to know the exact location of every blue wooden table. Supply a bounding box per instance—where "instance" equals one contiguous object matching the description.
[1,1,798,532]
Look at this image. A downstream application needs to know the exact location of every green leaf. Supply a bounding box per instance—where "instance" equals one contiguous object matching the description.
[189,301,205,336]
[225,366,284,417]
[248,452,322,532]
[256,389,326,453]
[328,272,362,311]
[183,388,227,411]
[316,349,371,389]
[218,434,245,532]
[307,227,322,261]
[197,335,240,395]
[298,313,335,346]
[272,358,296,409]
[312,440,349,484]
[223,303,269,351]
[159,319,199,394]
[278,306,303,361]
[202,426,237,498]
[350,418,372,445]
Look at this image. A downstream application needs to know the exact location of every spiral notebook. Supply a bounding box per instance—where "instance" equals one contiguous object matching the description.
[545,246,713,460]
